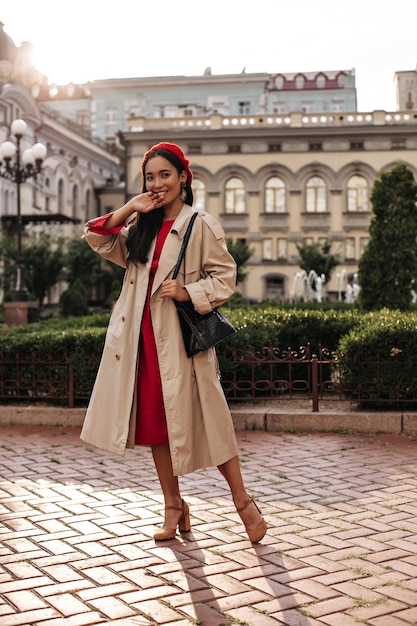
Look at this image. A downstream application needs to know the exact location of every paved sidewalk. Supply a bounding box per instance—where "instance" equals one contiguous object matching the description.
[0,427,417,626]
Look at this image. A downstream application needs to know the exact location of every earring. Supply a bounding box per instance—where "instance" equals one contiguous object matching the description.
[181,184,187,202]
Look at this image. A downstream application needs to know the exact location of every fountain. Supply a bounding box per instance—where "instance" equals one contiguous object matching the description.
[290,270,326,303]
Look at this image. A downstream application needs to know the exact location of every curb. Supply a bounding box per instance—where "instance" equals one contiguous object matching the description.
[0,406,416,436]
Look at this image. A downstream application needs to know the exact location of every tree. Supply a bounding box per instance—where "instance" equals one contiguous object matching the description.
[226,238,254,283]
[0,225,18,302]
[22,234,65,310]
[61,237,125,312]
[62,237,103,287]
[296,240,339,286]
[59,277,89,317]
[358,163,417,311]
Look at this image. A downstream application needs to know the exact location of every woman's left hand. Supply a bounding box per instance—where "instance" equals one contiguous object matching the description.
[161,280,191,301]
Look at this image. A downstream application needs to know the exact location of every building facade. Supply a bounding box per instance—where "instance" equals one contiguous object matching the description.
[122,109,417,302]
[0,23,123,308]
[35,68,357,144]
[394,66,417,110]
[2,19,414,306]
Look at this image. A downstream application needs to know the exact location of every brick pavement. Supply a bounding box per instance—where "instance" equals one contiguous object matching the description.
[0,426,417,626]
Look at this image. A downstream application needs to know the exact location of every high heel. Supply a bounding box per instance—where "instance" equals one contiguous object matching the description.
[237,494,267,543]
[154,499,191,541]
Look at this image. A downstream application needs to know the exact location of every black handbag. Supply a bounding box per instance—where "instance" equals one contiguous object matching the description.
[172,212,237,358]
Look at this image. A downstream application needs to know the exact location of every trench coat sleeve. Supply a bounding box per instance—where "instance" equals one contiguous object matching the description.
[182,212,236,314]
[83,213,131,268]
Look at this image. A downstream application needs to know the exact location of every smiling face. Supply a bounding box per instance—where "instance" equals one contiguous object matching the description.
[144,155,187,211]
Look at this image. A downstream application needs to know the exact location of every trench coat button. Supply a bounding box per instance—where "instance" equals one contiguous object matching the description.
[130,279,134,284]
[121,316,125,322]
[115,354,121,360]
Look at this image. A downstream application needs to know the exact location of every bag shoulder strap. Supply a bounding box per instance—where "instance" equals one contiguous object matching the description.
[172,212,198,279]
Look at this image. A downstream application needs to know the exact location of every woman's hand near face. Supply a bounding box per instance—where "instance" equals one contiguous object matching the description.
[101,192,165,229]
[160,280,191,302]
[128,191,166,214]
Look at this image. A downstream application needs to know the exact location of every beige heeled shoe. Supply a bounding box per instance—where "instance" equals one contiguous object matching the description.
[154,499,191,541]
[237,494,267,543]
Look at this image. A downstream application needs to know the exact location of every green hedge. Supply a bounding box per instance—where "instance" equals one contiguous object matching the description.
[2,307,417,407]
[1,308,360,404]
[338,309,417,407]
[0,315,109,404]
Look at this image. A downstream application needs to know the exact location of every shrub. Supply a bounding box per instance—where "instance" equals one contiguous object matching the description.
[338,309,417,408]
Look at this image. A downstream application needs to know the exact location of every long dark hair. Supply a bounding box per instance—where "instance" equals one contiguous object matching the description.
[125,148,194,264]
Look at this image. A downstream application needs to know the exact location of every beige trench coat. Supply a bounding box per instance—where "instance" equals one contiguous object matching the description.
[80,204,238,476]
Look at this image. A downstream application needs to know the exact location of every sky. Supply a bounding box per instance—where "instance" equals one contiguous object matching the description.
[1,0,416,112]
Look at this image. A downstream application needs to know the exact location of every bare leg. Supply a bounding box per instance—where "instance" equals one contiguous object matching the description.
[218,455,266,540]
[151,445,184,529]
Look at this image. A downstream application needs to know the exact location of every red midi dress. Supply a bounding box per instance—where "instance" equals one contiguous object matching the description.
[135,220,174,446]
[88,215,173,447]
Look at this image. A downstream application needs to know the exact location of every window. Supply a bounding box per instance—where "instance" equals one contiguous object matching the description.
[337,74,346,88]
[272,102,285,114]
[345,237,355,260]
[228,144,241,154]
[188,144,201,154]
[359,237,369,256]
[225,177,245,213]
[58,179,64,213]
[86,189,93,220]
[207,96,229,115]
[302,102,314,113]
[239,101,250,114]
[105,107,117,125]
[265,276,284,301]
[193,179,206,211]
[274,75,284,89]
[277,238,287,260]
[265,176,286,213]
[153,105,177,118]
[295,75,305,89]
[262,238,273,260]
[331,100,344,112]
[268,143,282,152]
[76,109,89,128]
[347,175,369,212]
[4,189,12,215]
[316,75,326,88]
[72,185,79,220]
[306,176,327,212]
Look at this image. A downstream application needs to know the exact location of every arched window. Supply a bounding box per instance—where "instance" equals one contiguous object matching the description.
[337,73,346,88]
[4,189,11,215]
[72,185,79,220]
[316,74,326,88]
[225,177,245,214]
[57,179,64,213]
[274,75,284,90]
[306,176,327,212]
[85,189,93,220]
[265,176,286,213]
[347,175,369,212]
[295,75,305,89]
[193,179,206,211]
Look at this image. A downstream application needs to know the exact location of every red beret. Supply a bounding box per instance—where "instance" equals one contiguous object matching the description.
[142,142,193,184]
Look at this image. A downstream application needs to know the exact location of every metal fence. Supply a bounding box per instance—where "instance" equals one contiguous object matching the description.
[1,345,416,410]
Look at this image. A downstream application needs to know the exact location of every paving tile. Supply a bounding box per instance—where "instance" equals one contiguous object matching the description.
[1,426,417,625]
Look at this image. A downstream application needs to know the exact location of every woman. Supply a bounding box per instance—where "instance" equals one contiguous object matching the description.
[80,142,267,543]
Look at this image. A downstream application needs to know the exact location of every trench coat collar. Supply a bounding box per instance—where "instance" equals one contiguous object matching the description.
[151,204,195,295]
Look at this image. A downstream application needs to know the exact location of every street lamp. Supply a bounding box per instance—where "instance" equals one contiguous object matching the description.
[0,119,47,301]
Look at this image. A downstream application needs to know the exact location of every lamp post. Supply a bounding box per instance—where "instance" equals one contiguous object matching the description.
[0,119,47,301]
